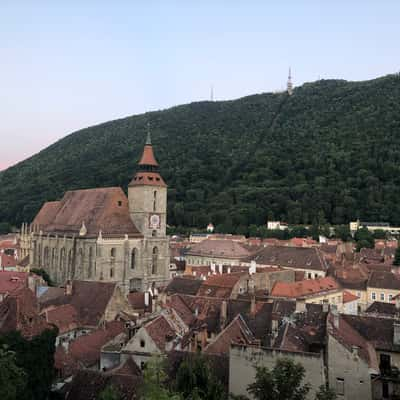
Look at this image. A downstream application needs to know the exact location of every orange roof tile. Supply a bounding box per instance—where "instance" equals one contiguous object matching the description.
[342,291,359,304]
[271,276,339,298]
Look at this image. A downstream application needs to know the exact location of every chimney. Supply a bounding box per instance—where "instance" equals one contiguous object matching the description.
[194,307,199,317]
[227,266,231,274]
[295,298,306,313]
[165,334,174,352]
[211,263,216,273]
[218,264,223,274]
[394,323,400,346]
[249,260,256,275]
[331,308,340,329]
[322,300,329,312]
[144,292,150,307]
[220,300,227,329]
[250,296,256,315]
[396,296,400,312]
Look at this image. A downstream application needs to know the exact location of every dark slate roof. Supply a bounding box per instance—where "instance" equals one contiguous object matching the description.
[244,246,327,271]
[365,301,396,317]
[367,271,400,290]
[165,277,203,296]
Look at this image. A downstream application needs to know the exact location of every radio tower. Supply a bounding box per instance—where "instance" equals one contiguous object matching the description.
[287,67,293,96]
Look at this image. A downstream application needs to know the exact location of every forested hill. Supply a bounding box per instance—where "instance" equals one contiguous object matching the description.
[1,74,400,232]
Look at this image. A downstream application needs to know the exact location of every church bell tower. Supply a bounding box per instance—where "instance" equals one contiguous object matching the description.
[128,127,167,237]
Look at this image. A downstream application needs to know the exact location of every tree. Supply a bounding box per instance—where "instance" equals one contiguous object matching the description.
[354,227,374,251]
[0,222,11,234]
[0,345,26,400]
[175,354,226,400]
[30,268,54,286]
[140,356,181,400]
[98,385,121,400]
[334,225,352,242]
[246,358,310,400]
[315,385,336,400]
[0,328,58,400]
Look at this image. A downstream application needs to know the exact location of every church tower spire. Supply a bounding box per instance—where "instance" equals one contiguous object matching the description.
[128,126,167,237]
[287,67,293,96]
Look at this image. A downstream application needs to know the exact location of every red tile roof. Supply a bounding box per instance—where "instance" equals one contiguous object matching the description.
[0,287,51,339]
[271,276,339,299]
[145,315,176,350]
[45,304,79,334]
[0,271,28,295]
[69,321,125,367]
[32,187,142,238]
[204,315,255,354]
[166,294,195,326]
[367,271,400,290]
[138,144,158,167]
[127,292,152,314]
[342,291,359,304]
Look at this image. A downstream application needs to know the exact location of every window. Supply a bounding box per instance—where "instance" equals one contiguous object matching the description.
[152,247,158,275]
[389,294,393,301]
[308,273,312,279]
[371,292,376,301]
[140,340,145,348]
[110,248,116,258]
[110,268,114,278]
[117,200,122,206]
[336,378,344,395]
[131,249,136,270]
[153,191,157,212]
[140,362,146,370]
[88,247,93,278]
[380,293,385,301]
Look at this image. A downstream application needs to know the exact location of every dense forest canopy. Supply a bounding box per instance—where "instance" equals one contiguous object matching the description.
[1,74,400,232]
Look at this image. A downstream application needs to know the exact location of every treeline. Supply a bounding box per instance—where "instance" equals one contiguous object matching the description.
[1,74,400,229]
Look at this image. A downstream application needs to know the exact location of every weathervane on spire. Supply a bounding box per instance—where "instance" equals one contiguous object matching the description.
[146,122,152,145]
[287,67,293,96]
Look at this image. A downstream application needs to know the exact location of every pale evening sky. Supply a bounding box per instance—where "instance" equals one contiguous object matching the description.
[1,1,399,170]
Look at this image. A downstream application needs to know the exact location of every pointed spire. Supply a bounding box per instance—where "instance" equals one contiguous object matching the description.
[146,122,152,145]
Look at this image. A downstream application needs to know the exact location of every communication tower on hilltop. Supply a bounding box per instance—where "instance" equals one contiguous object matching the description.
[287,68,293,96]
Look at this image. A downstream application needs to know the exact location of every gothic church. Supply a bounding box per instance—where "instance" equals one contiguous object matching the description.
[21,132,170,292]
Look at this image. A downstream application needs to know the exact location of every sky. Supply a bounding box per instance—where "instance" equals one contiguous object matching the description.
[1,1,400,170]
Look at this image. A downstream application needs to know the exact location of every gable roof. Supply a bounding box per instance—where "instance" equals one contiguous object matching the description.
[45,304,79,334]
[204,315,255,354]
[0,271,28,295]
[145,315,176,350]
[271,277,339,299]
[32,187,142,238]
[365,301,396,317]
[196,273,244,298]
[245,246,326,271]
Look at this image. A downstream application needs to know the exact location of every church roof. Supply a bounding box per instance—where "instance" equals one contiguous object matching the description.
[32,187,142,238]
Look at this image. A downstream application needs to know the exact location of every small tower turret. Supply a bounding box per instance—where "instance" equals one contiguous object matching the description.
[287,67,293,96]
[128,125,167,237]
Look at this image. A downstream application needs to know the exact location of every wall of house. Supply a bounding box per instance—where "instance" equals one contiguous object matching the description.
[327,334,372,400]
[100,351,121,371]
[366,287,400,305]
[305,290,344,311]
[121,327,161,368]
[185,255,241,266]
[346,289,368,310]
[229,345,325,400]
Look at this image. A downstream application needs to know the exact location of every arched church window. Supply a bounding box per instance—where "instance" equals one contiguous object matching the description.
[44,247,49,268]
[88,247,93,278]
[153,191,157,212]
[131,249,136,270]
[151,247,158,275]
[110,267,114,278]
[68,249,74,278]
[51,248,57,269]
[78,248,84,276]
[60,248,66,271]
[110,248,116,259]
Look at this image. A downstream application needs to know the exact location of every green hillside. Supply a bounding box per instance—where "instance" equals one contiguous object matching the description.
[1,74,400,232]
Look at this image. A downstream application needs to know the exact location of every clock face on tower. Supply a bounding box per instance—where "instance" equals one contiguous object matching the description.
[149,214,161,229]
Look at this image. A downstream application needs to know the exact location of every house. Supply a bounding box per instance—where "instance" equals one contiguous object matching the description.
[185,239,251,266]
[367,271,400,305]
[270,277,344,311]
[241,245,328,279]
[0,287,51,339]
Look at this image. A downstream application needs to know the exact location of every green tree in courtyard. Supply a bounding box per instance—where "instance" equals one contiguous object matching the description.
[243,358,311,400]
